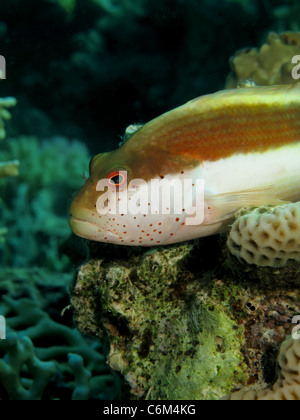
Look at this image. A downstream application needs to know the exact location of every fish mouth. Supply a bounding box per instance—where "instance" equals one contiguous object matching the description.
[69,214,102,240]
[69,196,101,239]
[69,215,97,228]
[69,213,120,242]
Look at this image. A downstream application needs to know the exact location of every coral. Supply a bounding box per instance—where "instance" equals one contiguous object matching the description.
[225,31,300,88]
[0,68,117,401]
[1,295,104,372]
[68,353,92,400]
[227,202,300,268]
[0,97,19,179]
[0,135,89,190]
[0,294,120,400]
[71,238,300,400]
[0,333,56,400]
[226,337,300,400]
[0,96,18,243]
[0,135,90,269]
[0,97,17,141]
[1,0,300,402]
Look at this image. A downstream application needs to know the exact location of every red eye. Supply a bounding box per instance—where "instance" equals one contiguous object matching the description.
[107,171,127,190]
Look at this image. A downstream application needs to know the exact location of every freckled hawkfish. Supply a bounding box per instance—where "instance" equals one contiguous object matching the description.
[69,83,300,246]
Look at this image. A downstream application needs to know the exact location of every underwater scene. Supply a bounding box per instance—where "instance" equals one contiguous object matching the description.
[0,0,300,403]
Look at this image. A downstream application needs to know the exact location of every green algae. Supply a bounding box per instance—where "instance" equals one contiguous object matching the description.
[72,243,249,399]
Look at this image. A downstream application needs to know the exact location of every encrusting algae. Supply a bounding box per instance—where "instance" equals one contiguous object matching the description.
[71,237,300,399]
[71,243,249,400]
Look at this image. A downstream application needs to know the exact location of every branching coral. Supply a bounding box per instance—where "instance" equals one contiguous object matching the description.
[225,31,300,88]
[1,296,105,370]
[0,135,90,269]
[68,353,92,400]
[0,81,117,400]
[227,202,300,268]
[0,333,56,400]
[0,295,120,400]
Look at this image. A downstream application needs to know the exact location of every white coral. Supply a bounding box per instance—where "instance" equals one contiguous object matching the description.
[227,202,300,268]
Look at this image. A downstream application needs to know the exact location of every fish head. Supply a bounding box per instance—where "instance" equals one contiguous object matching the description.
[69,137,202,246]
[69,148,133,243]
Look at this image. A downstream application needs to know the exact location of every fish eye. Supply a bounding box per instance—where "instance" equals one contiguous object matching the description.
[107,170,128,190]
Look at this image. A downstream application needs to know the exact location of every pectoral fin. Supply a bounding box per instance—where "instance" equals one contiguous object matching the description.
[205,185,286,224]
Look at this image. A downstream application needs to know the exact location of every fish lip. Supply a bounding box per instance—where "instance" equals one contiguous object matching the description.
[69,215,99,229]
[69,215,118,239]
[69,214,85,223]
[69,213,120,240]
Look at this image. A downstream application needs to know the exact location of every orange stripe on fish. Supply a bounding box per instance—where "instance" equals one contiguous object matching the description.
[119,84,300,181]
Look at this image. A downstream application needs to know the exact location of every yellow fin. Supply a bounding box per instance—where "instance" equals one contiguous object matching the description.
[206,185,286,224]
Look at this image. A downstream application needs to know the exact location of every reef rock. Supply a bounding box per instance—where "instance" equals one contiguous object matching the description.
[71,233,300,400]
[226,337,300,400]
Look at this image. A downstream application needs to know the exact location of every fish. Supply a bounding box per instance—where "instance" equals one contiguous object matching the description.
[69,82,300,246]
